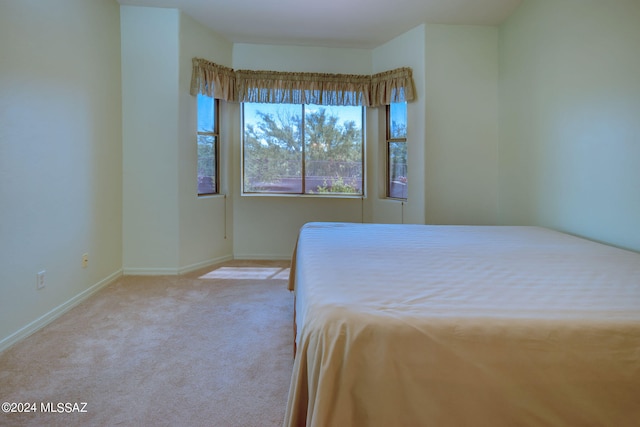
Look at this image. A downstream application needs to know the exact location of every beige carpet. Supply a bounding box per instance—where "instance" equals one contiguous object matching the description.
[0,260,294,427]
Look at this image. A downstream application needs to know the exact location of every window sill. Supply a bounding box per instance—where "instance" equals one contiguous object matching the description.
[241,192,364,199]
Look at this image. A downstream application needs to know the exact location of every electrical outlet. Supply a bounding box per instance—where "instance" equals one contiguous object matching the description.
[82,253,89,268]
[36,270,46,290]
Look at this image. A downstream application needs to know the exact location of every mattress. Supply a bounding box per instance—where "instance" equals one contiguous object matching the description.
[284,222,640,427]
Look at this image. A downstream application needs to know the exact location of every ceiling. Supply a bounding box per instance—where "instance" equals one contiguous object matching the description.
[117,0,522,49]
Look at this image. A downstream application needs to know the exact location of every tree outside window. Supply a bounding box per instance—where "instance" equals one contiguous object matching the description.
[243,103,364,196]
[197,94,219,195]
[387,102,407,199]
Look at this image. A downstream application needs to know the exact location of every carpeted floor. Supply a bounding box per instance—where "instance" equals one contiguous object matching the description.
[0,260,294,427]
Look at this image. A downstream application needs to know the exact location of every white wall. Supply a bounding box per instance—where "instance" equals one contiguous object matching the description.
[372,24,427,225]
[121,6,181,274]
[373,24,500,226]
[423,24,500,225]
[0,0,122,349]
[121,7,235,274]
[499,0,640,252]
[178,13,234,270]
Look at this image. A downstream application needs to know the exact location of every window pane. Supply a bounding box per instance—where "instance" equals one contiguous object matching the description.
[197,93,215,132]
[305,104,363,195]
[389,102,407,139]
[243,103,303,193]
[198,135,216,194]
[389,141,407,199]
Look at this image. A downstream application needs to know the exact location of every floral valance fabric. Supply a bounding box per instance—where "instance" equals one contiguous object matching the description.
[190,57,415,107]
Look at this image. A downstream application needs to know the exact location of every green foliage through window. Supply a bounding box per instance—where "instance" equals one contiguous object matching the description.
[243,103,364,195]
[387,102,407,199]
[197,94,219,195]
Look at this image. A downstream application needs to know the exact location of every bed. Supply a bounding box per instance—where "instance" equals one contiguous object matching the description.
[284,222,640,427]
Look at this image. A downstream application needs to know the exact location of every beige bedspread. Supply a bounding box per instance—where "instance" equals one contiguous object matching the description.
[284,222,640,427]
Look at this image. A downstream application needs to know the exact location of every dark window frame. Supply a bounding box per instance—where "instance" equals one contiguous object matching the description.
[386,102,408,200]
[197,94,220,196]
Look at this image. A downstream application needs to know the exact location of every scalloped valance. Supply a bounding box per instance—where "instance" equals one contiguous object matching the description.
[190,57,415,107]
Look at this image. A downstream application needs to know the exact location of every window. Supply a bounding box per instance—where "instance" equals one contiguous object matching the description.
[197,93,219,195]
[386,102,407,199]
[242,103,364,196]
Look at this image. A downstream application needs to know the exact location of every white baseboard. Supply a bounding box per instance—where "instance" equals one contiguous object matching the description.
[122,267,180,276]
[178,255,233,274]
[0,270,122,354]
[123,255,234,276]
[233,253,293,261]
